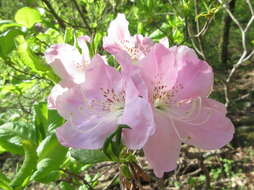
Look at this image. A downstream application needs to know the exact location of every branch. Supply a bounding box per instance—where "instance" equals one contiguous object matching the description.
[186,20,205,58]
[70,0,92,33]
[218,0,254,82]
[41,0,66,29]
[61,169,94,190]
[220,0,236,66]
[4,59,45,81]
[217,0,254,108]
[194,0,206,60]
[194,17,213,37]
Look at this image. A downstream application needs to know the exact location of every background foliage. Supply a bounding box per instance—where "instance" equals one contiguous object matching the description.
[0,0,253,189]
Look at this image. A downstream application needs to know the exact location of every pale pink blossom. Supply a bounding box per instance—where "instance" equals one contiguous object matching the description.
[46,36,90,108]
[121,44,234,177]
[103,14,154,62]
[54,55,155,150]
[46,14,234,179]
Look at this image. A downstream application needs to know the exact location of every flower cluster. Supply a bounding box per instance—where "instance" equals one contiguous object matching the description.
[46,14,234,178]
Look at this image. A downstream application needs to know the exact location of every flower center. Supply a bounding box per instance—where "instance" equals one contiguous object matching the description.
[120,39,141,61]
[152,81,183,111]
[100,88,125,113]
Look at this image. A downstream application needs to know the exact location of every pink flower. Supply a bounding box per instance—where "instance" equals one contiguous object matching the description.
[46,14,234,179]
[122,44,235,177]
[53,55,155,150]
[46,36,91,109]
[103,14,154,62]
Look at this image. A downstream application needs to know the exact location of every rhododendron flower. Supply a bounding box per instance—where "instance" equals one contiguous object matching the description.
[103,13,154,61]
[46,36,90,108]
[46,13,234,179]
[121,44,235,177]
[53,55,155,150]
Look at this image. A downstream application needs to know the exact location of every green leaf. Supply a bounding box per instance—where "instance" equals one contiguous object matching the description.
[33,102,65,141]
[0,29,23,57]
[0,20,21,32]
[102,125,130,161]
[10,140,38,188]
[0,171,12,190]
[137,23,143,34]
[59,181,75,190]
[0,182,12,190]
[15,7,42,28]
[0,138,23,155]
[34,102,48,141]
[47,109,65,132]
[0,80,36,94]
[64,27,75,45]
[91,32,103,55]
[16,36,60,83]
[0,145,6,154]
[31,134,68,183]
[70,149,109,165]
[0,122,36,155]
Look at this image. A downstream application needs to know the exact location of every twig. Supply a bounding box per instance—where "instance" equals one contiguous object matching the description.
[186,21,205,58]
[217,0,254,108]
[246,0,254,16]
[243,49,254,62]
[220,0,236,66]
[223,82,230,108]
[198,158,211,190]
[102,174,119,190]
[61,169,94,190]
[41,0,66,29]
[194,17,213,37]
[129,162,144,190]
[218,0,254,83]
[194,0,206,60]
[70,0,92,33]
[4,59,44,81]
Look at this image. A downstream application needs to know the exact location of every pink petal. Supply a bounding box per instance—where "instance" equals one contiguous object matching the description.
[56,114,117,149]
[203,98,227,114]
[45,44,84,86]
[175,98,234,150]
[78,35,91,64]
[103,13,131,54]
[84,54,122,92]
[48,83,67,109]
[135,34,154,55]
[54,85,90,125]
[119,97,155,149]
[139,44,178,92]
[144,112,181,178]
[115,54,149,100]
[172,46,213,100]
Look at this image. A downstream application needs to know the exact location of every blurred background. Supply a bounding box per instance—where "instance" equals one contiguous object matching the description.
[0,0,253,189]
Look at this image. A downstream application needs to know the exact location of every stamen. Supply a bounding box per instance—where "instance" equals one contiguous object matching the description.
[87,88,125,112]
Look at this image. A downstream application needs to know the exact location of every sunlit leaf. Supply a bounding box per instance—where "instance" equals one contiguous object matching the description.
[0,171,11,190]
[34,102,48,141]
[15,7,42,28]
[71,149,109,165]
[10,140,37,188]
[31,134,68,183]
[0,122,37,155]
[16,35,60,83]
[0,29,23,57]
